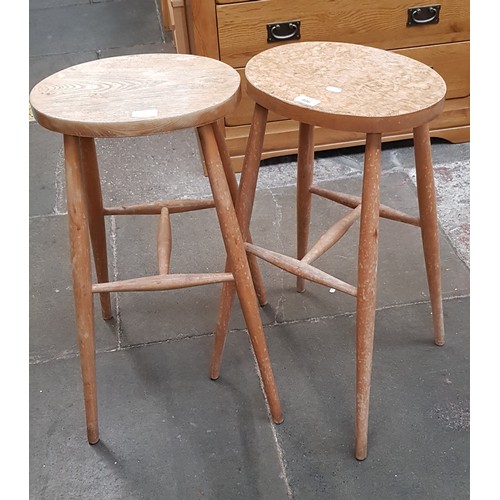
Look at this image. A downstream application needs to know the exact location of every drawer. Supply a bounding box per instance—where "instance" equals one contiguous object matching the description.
[226,41,469,127]
[216,0,254,3]
[224,97,470,171]
[225,68,287,126]
[216,0,470,67]
[394,41,470,99]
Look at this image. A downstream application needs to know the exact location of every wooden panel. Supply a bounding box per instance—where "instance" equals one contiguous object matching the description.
[184,0,220,59]
[226,97,469,151]
[223,97,470,171]
[225,125,470,171]
[216,0,254,3]
[216,0,470,67]
[161,0,172,30]
[395,41,469,99]
[225,68,286,126]
[168,0,191,54]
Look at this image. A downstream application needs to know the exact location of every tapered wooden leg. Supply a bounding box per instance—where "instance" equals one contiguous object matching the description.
[296,123,315,292]
[212,120,267,306]
[355,133,382,461]
[413,124,445,346]
[210,105,269,380]
[209,121,238,380]
[64,135,99,445]
[79,137,112,320]
[206,118,283,424]
[210,280,237,380]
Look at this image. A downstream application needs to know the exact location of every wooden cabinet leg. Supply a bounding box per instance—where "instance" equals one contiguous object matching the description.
[79,137,112,320]
[296,123,315,292]
[206,119,283,424]
[413,124,445,346]
[64,135,99,445]
[355,133,382,460]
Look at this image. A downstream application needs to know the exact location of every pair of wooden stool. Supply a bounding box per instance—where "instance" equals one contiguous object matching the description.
[29,42,446,460]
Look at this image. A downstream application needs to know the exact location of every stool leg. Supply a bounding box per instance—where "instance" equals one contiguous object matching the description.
[210,281,237,380]
[296,123,315,292]
[355,133,382,461]
[64,135,99,445]
[79,137,112,320]
[413,124,445,346]
[206,119,283,424]
[212,120,268,306]
[210,104,269,380]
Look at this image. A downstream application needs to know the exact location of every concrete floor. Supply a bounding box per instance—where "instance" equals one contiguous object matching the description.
[29,1,470,498]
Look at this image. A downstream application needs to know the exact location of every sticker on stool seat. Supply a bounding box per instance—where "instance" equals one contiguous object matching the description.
[131,109,159,118]
[294,94,320,106]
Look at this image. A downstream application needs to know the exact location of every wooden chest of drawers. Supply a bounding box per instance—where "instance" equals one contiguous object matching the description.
[164,0,470,172]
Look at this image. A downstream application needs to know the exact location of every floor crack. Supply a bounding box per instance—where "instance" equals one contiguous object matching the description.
[110,215,123,349]
[267,186,286,323]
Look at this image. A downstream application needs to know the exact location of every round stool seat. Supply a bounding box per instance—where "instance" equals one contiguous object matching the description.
[29,53,241,138]
[245,41,446,133]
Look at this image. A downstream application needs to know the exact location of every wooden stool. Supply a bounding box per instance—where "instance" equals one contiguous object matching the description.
[29,53,283,444]
[210,42,447,460]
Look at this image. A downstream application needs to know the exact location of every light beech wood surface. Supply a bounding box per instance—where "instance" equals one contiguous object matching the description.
[29,53,240,137]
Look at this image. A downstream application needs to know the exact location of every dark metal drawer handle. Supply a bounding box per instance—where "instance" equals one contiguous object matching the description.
[407,5,441,26]
[267,21,301,43]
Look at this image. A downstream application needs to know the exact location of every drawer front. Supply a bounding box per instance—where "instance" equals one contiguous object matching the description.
[217,0,470,67]
[225,69,287,126]
[216,0,254,4]
[225,97,470,170]
[394,41,469,99]
[226,41,469,126]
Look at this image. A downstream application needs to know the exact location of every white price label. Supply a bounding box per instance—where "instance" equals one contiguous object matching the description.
[131,109,158,118]
[294,94,320,107]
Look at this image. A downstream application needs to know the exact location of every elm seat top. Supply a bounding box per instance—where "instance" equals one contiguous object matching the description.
[245,41,447,133]
[29,53,241,138]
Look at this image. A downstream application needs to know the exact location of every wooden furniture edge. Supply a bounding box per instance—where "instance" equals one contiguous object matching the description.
[184,0,219,59]
[161,0,172,30]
